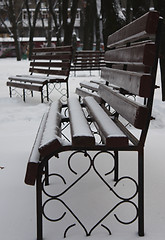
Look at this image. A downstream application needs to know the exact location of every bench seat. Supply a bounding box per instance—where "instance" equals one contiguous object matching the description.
[7,46,72,102]
[24,11,162,240]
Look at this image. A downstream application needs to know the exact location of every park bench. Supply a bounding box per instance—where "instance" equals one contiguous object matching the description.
[6,46,72,103]
[71,50,105,75]
[24,11,162,240]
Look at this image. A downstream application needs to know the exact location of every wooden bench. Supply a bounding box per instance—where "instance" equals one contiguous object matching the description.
[7,46,72,103]
[71,50,105,75]
[24,11,162,240]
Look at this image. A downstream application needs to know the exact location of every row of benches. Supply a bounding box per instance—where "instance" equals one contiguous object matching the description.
[7,49,105,103]
[23,11,162,240]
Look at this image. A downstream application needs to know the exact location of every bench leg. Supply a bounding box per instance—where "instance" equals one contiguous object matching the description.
[44,161,49,186]
[41,90,43,103]
[9,86,12,98]
[23,89,26,102]
[138,148,144,236]
[66,81,69,98]
[46,84,49,101]
[36,169,43,240]
[114,151,119,181]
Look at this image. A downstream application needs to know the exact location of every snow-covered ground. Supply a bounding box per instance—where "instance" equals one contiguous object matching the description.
[0,58,165,240]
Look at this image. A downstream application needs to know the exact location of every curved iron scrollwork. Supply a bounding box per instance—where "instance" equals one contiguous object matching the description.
[41,150,138,237]
[48,82,67,103]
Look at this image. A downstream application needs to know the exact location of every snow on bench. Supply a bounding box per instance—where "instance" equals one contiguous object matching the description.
[84,96,128,147]
[68,97,95,146]
[24,11,162,240]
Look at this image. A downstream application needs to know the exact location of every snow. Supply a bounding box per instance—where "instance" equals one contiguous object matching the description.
[68,97,93,138]
[0,58,165,240]
[39,100,62,148]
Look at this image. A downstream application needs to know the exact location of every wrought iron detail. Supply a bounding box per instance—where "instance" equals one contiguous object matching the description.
[48,82,67,103]
[41,150,138,237]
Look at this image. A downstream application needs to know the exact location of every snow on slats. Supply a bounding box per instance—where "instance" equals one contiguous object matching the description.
[76,87,102,104]
[68,97,95,146]
[8,76,47,84]
[25,112,48,185]
[39,100,63,156]
[99,84,148,129]
[80,81,99,92]
[84,96,128,147]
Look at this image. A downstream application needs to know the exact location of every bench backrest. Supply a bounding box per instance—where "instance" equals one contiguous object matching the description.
[72,50,105,69]
[29,46,72,79]
[99,11,162,147]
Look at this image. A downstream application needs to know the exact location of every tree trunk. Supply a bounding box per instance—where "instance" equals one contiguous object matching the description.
[48,0,61,46]
[95,0,101,50]
[153,0,165,101]
[131,0,150,20]
[101,0,123,50]
[126,0,132,23]
[62,0,79,46]
[83,0,97,50]
[25,0,41,60]
[8,0,21,61]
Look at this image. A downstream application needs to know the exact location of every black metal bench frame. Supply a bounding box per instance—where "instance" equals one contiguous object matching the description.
[7,46,72,103]
[24,11,162,240]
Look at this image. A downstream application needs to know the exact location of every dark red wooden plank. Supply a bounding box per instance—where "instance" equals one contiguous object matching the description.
[99,84,149,129]
[104,43,156,67]
[107,11,159,48]
[101,67,152,97]
[33,46,72,52]
[84,96,128,147]
[30,61,70,68]
[29,68,69,76]
[31,53,72,60]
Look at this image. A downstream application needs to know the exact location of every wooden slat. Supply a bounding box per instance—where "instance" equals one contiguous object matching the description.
[6,81,43,92]
[84,97,128,147]
[99,84,149,129]
[73,60,104,64]
[25,113,48,185]
[104,43,156,66]
[30,61,70,68]
[76,87,102,104]
[31,53,72,60]
[101,67,152,97]
[8,76,47,84]
[68,97,95,146]
[80,81,99,92]
[16,74,67,82]
[29,68,69,76]
[33,46,72,53]
[107,11,159,48]
[39,100,63,156]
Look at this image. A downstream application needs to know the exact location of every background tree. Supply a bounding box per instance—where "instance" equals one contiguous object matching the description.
[1,0,22,60]
[47,0,61,46]
[62,0,79,46]
[131,0,150,20]
[82,0,100,50]
[153,0,165,101]
[101,0,125,50]
[25,0,42,59]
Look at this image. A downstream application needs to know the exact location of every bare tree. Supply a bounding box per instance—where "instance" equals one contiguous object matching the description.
[101,0,124,50]
[82,0,101,50]
[47,0,61,46]
[62,0,79,45]
[24,0,42,59]
[153,0,165,101]
[1,0,23,60]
